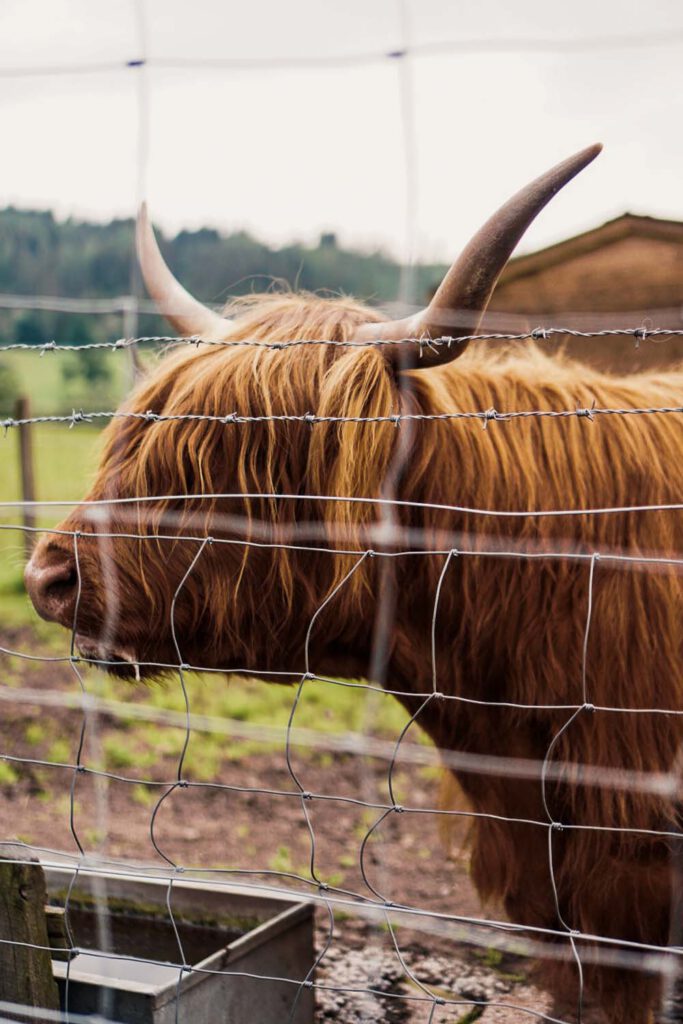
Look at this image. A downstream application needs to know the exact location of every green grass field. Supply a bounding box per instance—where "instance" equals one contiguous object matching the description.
[6,348,131,416]
[0,423,105,624]
[0,347,130,622]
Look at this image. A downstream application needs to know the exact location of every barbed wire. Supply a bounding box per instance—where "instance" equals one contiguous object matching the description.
[3,323,683,355]
[4,402,683,433]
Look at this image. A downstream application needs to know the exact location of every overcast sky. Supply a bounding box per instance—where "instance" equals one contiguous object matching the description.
[1,0,683,267]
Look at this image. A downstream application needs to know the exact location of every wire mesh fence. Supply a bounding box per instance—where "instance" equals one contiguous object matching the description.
[0,325,681,1024]
[3,3,683,1021]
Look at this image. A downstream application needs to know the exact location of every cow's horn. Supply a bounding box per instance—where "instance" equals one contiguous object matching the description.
[357,143,602,369]
[136,203,230,339]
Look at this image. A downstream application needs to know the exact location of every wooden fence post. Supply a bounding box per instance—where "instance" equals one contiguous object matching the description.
[14,396,36,560]
[0,855,60,1014]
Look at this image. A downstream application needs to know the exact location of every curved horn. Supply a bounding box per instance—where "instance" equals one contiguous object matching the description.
[136,203,229,339]
[357,143,602,369]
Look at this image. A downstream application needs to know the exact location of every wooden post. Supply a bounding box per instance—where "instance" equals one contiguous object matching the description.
[14,397,36,560]
[122,295,144,387]
[0,855,60,1013]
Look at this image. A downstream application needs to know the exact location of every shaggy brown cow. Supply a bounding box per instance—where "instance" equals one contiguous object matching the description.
[25,145,682,1024]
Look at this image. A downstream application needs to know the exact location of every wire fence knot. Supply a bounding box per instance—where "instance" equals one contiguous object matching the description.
[482,407,508,429]
[69,409,90,428]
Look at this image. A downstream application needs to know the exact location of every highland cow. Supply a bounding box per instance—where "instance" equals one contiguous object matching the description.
[25,145,683,1023]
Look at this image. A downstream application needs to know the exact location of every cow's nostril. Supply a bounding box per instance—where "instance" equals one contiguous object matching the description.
[43,566,78,601]
[24,551,79,625]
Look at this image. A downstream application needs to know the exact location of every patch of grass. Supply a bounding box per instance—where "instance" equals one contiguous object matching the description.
[69,667,421,782]
[455,1008,485,1024]
[7,350,129,419]
[353,809,380,842]
[474,947,526,983]
[47,739,72,765]
[267,845,310,879]
[24,722,46,747]
[478,947,504,969]
[268,845,296,874]
[83,827,106,847]
[131,783,156,807]
[320,871,344,888]
[0,421,106,623]
[0,761,18,785]
[102,737,137,771]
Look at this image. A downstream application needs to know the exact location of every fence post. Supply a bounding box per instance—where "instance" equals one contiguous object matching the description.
[14,396,36,560]
[0,855,60,1014]
[122,294,144,387]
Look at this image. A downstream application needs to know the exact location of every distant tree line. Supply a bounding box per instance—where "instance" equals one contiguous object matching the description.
[0,207,447,348]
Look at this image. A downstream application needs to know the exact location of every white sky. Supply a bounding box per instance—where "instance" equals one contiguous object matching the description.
[1,0,683,264]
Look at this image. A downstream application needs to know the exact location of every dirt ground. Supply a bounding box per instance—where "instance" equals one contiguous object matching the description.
[0,627,605,1024]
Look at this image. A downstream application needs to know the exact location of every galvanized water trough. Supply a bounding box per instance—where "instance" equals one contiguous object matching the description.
[44,865,315,1024]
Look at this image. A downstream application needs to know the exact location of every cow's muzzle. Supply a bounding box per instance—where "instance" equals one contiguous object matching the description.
[24,540,79,627]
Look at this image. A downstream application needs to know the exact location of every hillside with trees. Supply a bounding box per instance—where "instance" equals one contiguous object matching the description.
[0,207,447,347]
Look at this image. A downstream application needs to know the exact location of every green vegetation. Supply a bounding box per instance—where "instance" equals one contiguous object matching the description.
[454,1008,485,1024]
[0,206,447,355]
[0,761,18,786]
[5,347,130,416]
[0,418,106,624]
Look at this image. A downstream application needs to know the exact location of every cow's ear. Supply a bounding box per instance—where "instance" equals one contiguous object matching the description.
[137,203,232,340]
[356,144,602,371]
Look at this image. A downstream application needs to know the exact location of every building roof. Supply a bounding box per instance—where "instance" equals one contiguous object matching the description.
[501,213,683,285]
[490,213,683,370]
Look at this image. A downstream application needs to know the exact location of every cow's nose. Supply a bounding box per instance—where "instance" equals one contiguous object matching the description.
[24,544,79,626]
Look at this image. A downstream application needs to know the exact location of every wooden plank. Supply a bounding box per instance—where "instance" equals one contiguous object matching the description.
[0,855,60,1013]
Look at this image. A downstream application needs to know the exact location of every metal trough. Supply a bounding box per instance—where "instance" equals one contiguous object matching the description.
[44,866,315,1024]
